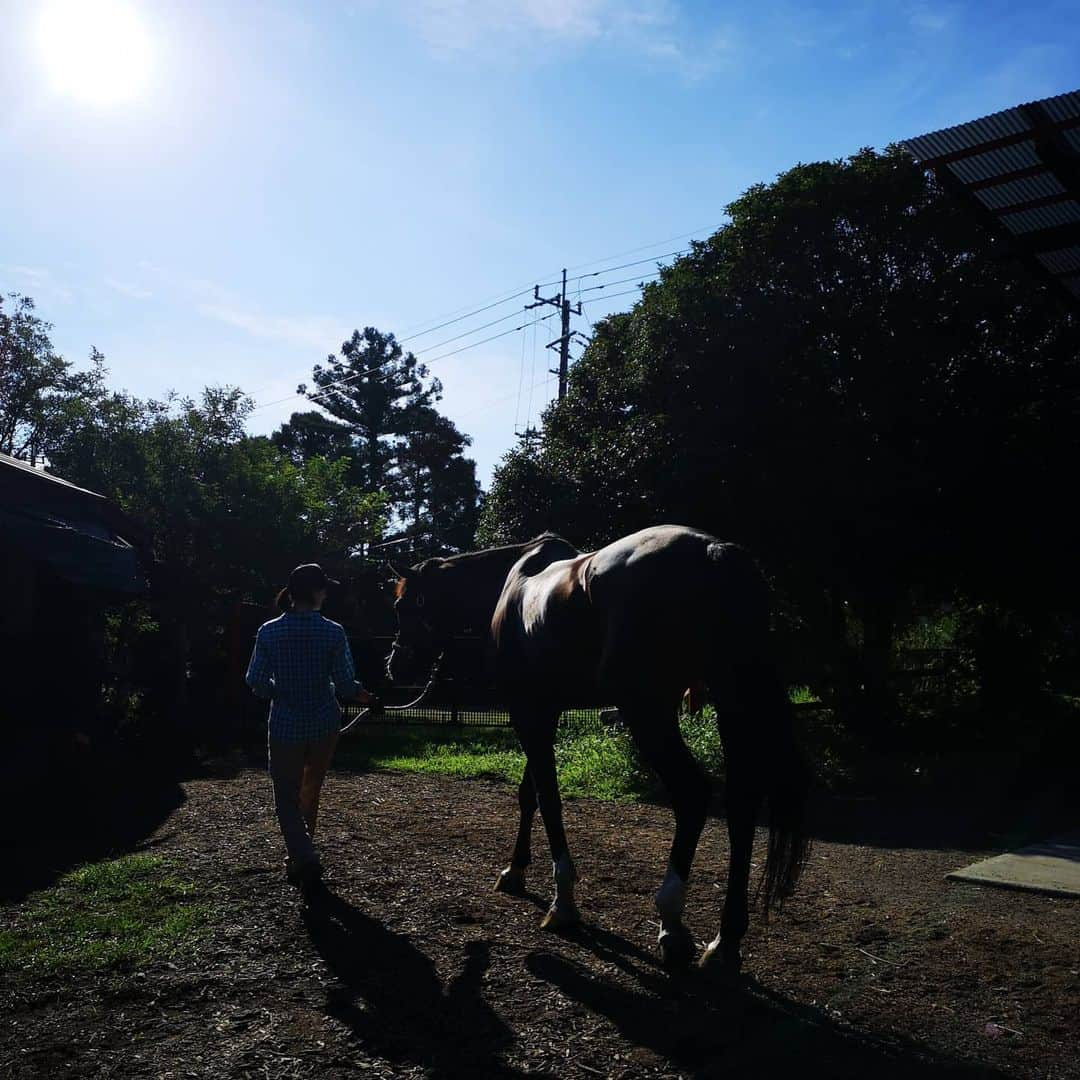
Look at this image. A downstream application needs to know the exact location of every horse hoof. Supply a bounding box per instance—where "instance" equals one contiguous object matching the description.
[699,938,743,979]
[658,925,695,971]
[540,903,581,932]
[493,866,526,895]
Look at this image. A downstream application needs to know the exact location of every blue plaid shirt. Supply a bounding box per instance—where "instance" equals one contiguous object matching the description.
[245,612,363,741]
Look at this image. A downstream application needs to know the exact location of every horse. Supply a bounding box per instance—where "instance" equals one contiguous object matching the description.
[386,525,810,973]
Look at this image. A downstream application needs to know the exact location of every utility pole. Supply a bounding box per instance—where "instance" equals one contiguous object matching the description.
[527,268,583,400]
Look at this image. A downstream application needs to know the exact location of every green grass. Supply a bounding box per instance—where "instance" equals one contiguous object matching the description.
[337,709,735,802]
[0,854,209,972]
[336,687,824,801]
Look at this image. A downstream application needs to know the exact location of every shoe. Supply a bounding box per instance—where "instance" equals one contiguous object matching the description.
[299,863,325,903]
[286,859,322,889]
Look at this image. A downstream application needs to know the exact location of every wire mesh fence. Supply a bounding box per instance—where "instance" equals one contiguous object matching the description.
[341,698,613,732]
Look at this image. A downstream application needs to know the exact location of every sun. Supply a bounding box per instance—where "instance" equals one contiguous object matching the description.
[37,0,153,107]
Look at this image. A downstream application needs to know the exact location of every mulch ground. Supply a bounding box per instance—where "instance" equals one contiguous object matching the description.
[2,762,1078,1079]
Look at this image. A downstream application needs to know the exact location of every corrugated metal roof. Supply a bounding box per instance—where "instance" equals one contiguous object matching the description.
[902,89,1080,306]
[1037,248,1080,275]
[973,172,1064,210]
[904,108,1029,161]
[945,140,1041,184]
[999,200,1080,235]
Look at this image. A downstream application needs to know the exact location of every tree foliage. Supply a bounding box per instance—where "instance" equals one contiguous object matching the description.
[479,147,1080,716]
[287,325,481,555]
[0,293,105,462]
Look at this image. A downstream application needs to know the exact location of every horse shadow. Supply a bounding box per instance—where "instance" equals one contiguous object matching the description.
[526,939,1007,1079]
[302,886,533,1078]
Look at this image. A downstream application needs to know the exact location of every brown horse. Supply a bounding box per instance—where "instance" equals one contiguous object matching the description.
[387,525,810,972]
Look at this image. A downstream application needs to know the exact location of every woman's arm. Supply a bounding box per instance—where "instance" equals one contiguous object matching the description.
[245,628,275,699]
[331,630,370,703]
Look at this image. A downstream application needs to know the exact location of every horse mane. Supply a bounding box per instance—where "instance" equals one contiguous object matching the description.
[435,532,572,567]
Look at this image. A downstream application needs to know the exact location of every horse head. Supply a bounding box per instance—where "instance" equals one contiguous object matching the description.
[385,558,451,684]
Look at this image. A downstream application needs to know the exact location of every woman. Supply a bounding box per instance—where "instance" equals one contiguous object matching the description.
[245,563,372,891]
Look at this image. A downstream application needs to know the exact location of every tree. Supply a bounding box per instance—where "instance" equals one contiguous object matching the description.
[0,293,104,462]
[272,410,355,471]
[394,406,482,554]
[299,327,441,495]
[480,147,1080,728]
[287,325,483,551]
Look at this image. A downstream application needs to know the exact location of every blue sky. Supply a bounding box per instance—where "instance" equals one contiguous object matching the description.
[2,1,1078,484]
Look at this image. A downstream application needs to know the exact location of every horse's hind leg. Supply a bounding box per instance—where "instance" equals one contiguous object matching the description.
[511,706,579,931]
[701,737,760,974]
[493,764,535,895]
[701,660,778,974]
[620,700,712,970]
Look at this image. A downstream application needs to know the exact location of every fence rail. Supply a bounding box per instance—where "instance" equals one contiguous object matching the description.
[342,699,613,731]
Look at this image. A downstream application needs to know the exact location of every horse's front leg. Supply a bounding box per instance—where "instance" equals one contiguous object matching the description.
[511,706,579,930]
[493,764,535,894]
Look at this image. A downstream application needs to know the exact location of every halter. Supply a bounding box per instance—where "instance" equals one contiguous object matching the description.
[340,590,452,735]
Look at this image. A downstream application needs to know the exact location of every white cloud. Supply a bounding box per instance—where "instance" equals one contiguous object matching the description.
[1,263,73,302]
[396,0,732,80]
[105,276,153,300]
[909,6,952,33]
[129,262,351,354]
[198,302,350,354]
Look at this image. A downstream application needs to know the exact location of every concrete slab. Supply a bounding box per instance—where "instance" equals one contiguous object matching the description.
[948,832,1080,898]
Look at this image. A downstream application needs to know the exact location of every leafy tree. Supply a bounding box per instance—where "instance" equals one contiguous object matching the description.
[299,327,441,495]
[288,325,482,551]
[271,410,355,470]
[53,384,387,598]
[480,147,1080,727]
[0,293,105,462]
[394,405,482,553]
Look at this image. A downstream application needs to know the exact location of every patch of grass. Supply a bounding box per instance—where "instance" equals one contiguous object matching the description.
[337,687,828,800]
[557,726,649,801]
[337,710,733,802]
[336,726,525,784]
[789,685,821,705]
[0,854,208,973]
[378,740,526,784]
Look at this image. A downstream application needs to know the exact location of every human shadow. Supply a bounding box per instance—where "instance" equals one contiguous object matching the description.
[525,946,1006,1079]
[302,886,534,1078]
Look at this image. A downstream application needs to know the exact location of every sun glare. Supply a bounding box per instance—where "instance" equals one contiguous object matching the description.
[37,0,153,107]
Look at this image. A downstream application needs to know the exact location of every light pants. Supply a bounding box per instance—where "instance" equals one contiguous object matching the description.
[268,729,339,874]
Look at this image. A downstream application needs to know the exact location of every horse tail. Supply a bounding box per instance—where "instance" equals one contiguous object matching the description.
[760,704,812,915]
[705,541,812,916]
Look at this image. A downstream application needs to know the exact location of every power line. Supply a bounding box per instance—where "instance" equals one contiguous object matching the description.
[563,225,712,273]
[459,372,557,421]
[580,286,649,306]
[538,249,686,290]
[249,224,713,414]
[395,287,534,344]
[577,270,662,295]
[390,227,708,345]
[251,308,559,413]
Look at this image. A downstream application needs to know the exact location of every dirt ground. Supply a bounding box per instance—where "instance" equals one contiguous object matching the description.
[2,762,1078,1079]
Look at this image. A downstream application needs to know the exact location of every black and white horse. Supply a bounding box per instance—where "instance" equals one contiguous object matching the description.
[387,525,810,972]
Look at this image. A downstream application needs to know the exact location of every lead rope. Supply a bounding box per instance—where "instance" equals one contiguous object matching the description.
[338,652,444,736]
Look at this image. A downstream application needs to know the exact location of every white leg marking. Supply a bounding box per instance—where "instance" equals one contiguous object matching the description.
[553,852,577,908]
[655,867,687,928]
